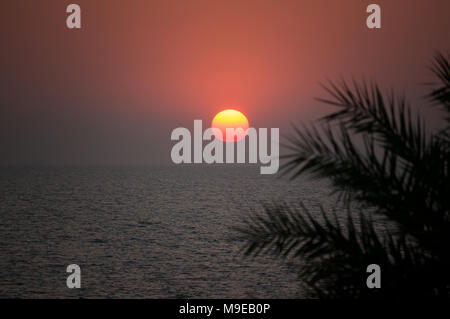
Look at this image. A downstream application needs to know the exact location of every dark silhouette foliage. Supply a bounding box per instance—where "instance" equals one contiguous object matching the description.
[236,53,450,298]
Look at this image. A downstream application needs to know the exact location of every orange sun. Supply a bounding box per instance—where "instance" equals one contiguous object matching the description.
[211,109,249,142]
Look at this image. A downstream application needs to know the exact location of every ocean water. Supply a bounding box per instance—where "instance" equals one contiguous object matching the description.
[0,166,332,298]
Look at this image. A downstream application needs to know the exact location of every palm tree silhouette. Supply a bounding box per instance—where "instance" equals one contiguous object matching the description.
[236,53,450,298]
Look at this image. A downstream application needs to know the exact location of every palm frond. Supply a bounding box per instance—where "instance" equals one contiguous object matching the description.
[236,202,447,297]
[317,79,427,164]
[426,52,450,124]
[237,52,450,298]
[281,116,450,250]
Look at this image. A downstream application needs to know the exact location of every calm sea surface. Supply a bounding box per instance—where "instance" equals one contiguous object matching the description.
[0,166,332,298]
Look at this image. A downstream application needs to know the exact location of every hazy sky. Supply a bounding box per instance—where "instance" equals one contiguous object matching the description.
[1,0,449,165]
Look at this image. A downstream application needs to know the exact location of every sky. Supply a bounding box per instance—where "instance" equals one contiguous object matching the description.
[1,0,449,165]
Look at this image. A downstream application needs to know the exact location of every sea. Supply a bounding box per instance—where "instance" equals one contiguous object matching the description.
[0,165,333,298]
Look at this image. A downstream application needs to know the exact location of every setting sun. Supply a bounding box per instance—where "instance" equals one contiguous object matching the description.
[211,109,249,142]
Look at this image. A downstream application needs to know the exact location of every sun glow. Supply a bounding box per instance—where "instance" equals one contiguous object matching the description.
[211,109,249,142]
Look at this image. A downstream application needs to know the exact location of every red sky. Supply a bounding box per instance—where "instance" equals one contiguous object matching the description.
[1,0,449,165]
